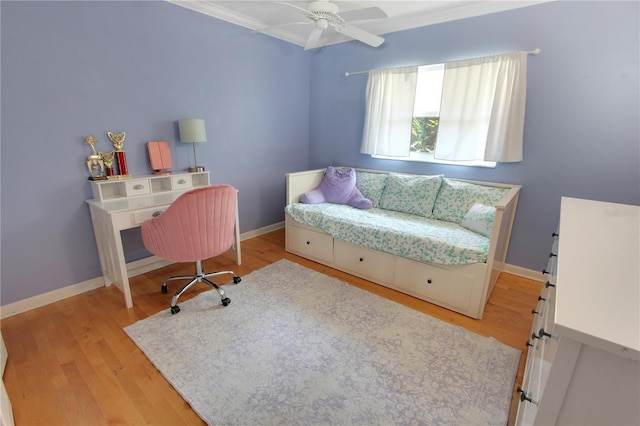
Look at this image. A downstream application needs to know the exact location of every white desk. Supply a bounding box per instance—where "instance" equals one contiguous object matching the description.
[86,172,241,308]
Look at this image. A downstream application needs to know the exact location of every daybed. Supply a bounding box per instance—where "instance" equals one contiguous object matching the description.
[284,167,521,319]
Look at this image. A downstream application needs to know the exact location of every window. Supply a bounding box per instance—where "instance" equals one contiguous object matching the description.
[360,52,528,166]
[411,64,443,156]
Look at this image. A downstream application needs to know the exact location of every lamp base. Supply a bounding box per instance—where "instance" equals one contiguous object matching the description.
[188,166,205,173]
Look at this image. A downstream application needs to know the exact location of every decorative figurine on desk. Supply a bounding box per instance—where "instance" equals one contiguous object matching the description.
[107,131,130,178]
[84,136,106,180]
[99,150,116,177]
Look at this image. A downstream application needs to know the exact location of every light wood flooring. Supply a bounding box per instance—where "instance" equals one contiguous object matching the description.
[1,229,542,425]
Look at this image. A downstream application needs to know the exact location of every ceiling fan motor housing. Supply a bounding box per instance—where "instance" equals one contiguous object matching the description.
[307,1,340,22]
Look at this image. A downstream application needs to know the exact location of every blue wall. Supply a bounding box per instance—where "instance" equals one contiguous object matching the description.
[1,1,310,304]
[1,1,638,306]
[308,1,639,271]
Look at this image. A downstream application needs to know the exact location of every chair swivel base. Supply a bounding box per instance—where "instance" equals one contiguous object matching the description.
[161,262,241,314]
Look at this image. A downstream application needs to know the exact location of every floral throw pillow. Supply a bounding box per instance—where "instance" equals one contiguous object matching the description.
[460,203,497,237]
[379,174,443,218]
[432,179,508,223]
[356,171,388,208]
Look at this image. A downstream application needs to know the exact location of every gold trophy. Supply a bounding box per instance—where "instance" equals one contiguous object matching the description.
[100,151,116,177]
[85,136,106,180]
[107,131,131,178]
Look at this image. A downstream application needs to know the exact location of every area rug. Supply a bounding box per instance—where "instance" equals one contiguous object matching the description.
[124,259,520,425]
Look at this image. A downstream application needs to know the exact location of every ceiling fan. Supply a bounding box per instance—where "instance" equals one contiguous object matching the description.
[270,1,388,50]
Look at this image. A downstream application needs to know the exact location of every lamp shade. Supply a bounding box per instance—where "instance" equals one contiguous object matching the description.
[178,119,207,143]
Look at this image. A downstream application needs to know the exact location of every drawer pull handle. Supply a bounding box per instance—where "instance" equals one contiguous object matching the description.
[427,279,432,284]
[539,328,552,339]
[517,387,533,403]
[545,281,556,288]
[152,210,163,217]
[133,184,145,190]
[178,179,187,184]
[359,257,364,262]
[538,295,546,301]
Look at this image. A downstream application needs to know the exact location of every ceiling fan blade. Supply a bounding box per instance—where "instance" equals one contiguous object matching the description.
[304,27,324,50]
[334,24,385,47]
[339,7,387,22]
[276,1,315,17]
[251,21,310,34]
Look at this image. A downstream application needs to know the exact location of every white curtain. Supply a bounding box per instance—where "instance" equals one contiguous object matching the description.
[360,66,418,157]
[435,51,528,162]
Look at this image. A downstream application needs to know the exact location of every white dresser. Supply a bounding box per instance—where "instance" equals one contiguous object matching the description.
[516,197,639,425]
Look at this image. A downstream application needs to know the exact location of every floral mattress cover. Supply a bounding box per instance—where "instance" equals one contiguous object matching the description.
[285,203,491,265]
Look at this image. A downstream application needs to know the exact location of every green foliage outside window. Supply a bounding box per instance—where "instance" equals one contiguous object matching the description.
[411,117,439,153]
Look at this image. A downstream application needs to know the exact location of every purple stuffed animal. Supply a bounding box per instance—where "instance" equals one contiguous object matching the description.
[299,166,372,209]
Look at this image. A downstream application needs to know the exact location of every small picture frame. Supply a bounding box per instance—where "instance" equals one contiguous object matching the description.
[147,141,173,175]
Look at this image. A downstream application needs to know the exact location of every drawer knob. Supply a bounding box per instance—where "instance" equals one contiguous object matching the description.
[359,257,364,262]
[552,232,559,237]
[427,279,432,284]
[178,179,187,184]
[545,281,556,288]
[517,387,533,403]
[531,332,541,340]
[526,340,534,347]
[539,328,552,339]
[542,269,550,275]
[306,241,310,245]
[549,252,557,258]
[133,184,145,190]
[152,210,163,217]
[532,309,540,315]
[538,295,546,301]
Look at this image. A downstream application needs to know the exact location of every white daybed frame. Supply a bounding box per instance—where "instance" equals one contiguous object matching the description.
[285,168,521,319]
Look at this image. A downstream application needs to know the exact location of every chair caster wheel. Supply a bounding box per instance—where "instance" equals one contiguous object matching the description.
[161,285,168,294]
[233,276,242,284]
[221,298,231,306]
[170,305,180,314]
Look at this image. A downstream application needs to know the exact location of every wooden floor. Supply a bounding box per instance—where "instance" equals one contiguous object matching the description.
[1,229,541,425]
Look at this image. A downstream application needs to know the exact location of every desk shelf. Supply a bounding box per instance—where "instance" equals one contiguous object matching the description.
[90,171,210,201]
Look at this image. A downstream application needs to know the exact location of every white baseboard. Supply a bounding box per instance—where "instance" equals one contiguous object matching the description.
[2,221,543,318]
[0,222,286,319]
[503,263,545,282]
[0,276,105,319]
[239,221,284,241]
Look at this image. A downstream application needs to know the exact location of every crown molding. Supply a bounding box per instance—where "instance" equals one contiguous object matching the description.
[166,1,552,49]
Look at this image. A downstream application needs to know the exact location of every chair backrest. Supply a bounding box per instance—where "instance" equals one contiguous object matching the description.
[141,184,237,263]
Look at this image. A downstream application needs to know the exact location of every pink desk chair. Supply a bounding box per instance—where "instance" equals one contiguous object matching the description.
[141,184,241,314]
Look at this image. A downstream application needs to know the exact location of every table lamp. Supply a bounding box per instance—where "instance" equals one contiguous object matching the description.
[178,119,207,172]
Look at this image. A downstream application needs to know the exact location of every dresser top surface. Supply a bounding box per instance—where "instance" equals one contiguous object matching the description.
[556,197,639,359]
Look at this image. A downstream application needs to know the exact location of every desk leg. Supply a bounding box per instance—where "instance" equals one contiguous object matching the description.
[234,201,242,265]
[107,222,134,308]
[89,205,110,287]
[88,205,134,308]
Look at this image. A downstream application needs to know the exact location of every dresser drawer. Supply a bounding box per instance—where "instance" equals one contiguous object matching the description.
[394,257,475,312]
[171,174,192,190]
[124,179,151,197]
[286,225,334,264]
[133,206,169,225]
[334,240,395,284]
